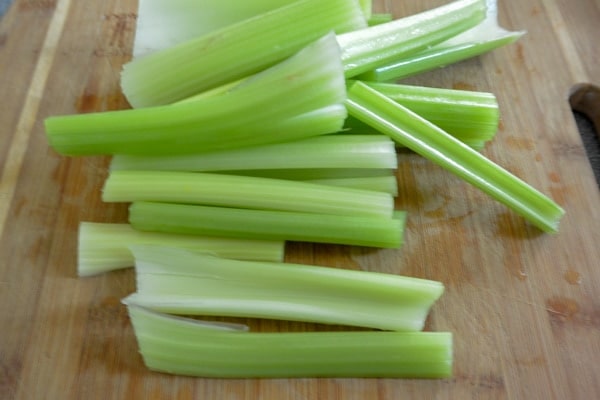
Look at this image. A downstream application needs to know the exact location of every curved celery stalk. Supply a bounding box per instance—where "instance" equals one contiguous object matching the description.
[359,0,525,81]
[125,245,444,331]
[103,171,394,218]
[77,222,284,277]
[126,305,453,378]
[337,0,486,78]
[346,82,500,149]
[345,81,564,233]
[122,0,366,107]
[45,34,346,156]
[110,135,397,171]
[129,202,405,248]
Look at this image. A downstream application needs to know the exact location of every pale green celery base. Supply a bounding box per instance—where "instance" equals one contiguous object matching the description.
[103,170,393,218]
[122,0,366,107]
[129,202,405,248]
[127,306,453,378]
[46,34,347,156]
[125,245,443,331]
[77,222,284,277]
[345,81,564,233]
[109,135,397,172]
[338,0,486,78]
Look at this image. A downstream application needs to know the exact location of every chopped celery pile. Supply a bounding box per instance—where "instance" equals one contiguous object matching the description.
[125,245,444,331]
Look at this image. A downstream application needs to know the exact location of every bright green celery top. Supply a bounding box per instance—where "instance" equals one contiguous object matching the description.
[77,222,284,277]
[345,82,500,149]
[337,0,487,78]
[345,81,564,233]
[122,0,366,107]
[109,135,397,172]
[46,33,346,156]
[127,305,453,378]
[129,202,405,248]
[359,0,525,81]
[125,245,444,331]
[103,170,393,218]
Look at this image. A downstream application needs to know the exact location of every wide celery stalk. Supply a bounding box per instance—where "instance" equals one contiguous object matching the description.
[129,202,405,248]
[46,34,346,156]
[102,170,393,218]
[126,305,453,378]
[125,245,444,331]
[345,81,564,232]
[78,222,284,277]
[122,0,366,107]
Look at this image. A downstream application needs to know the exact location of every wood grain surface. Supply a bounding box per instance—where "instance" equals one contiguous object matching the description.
[1,0,599,399]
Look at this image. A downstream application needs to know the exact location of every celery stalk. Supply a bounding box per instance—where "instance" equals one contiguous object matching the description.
[103,171,393,218]
[109,135,397,171]
[337,0,487,78]
[126,305,453,378]
[346,82,500,149]
[345,81,564,233]
[77,222,284,277]
[46,34,346,156]
[122,0,366,107]
[125,245,444,331]
[359,0,524,81]
[129,202,405,248]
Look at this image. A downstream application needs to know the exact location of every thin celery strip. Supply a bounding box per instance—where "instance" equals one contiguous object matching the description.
[77,222,284,277]
[46,34,346,156]
[345,81,565,233]
[109,135,397,172]
[337,0,486,78]
[222,168,395,180]
[346,82,500,149]
[122,0,366,107]
[126,305,453,378]
[359,0,524,81]
[368,13,393,26]
[103,171,393,218]
[304,175,398,196]
[125,245,444,331]
[129,202,405,248]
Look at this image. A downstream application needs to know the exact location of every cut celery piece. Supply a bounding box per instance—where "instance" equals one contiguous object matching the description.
[129,202,405,248]
[126,305,453,378]
[46,34,346,156]
[110,135,397,171]
[122,0,366,107]
[125,245,444,331]
[337,0,486,78]
[103,170,393,218]
[346,82,500,149]
[77,222,284,277]
[345,81,565,233]
[359,0,525,81]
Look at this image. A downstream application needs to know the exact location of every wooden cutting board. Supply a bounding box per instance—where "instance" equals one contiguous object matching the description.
[1,0,599,398]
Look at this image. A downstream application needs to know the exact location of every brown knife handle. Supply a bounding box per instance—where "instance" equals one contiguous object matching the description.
[570,83,600,138]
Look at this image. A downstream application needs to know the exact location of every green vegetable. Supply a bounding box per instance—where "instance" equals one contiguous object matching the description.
[125,245,444,331]
[102,170,394,218]
[126,305,453,378]
[77,222,284,277]
[129,202,405,248]
[345,81,564,232]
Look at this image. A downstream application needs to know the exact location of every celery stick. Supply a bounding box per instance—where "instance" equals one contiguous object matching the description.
[46,34,346,156]
[122,0,366,107]
[347,82,500,149]
[359,0,524,81]
[345,81,564,233]
[103,171,393,218]
[337,0,486,78]
[222,168,395,181]
[126,305,453,378]
[305,175,398,196]
[368,13,393,26]
[129,202,405,248]
[110,135,397,171]
[78,222,284,277]
[125,245,444,331]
